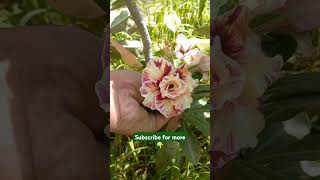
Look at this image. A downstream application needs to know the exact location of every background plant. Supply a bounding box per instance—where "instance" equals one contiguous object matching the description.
[213,0,320,179]
[110,0,211,179]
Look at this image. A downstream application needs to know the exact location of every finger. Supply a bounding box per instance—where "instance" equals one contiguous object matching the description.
[110,70,144,103]
[166,115,183,131]
[153,112,170,131]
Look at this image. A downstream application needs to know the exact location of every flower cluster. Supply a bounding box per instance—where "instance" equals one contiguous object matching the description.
[175,34,210,80]
[212,6,283,168]
[140,58,198,118]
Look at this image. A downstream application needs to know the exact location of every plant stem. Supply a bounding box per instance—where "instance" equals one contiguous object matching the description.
[126,0,152,62]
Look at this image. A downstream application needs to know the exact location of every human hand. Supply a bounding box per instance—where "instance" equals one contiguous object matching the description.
[0,27,106,180]
[110,70,181,135]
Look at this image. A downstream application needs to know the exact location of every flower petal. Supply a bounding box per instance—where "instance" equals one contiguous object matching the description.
[159,74,187,99]
[212,151,238,169]
[176,64,198,92]
[212,102,264,164]
[213,6,249,59]
[175,34,193,53]
[184,49,205,66]
[212,37,246,110]
[300,161,320,177]
[241,31,283,98]
[140,80,160,110]
[155,95,182,118]
[142,58,175,82]
[174,91,193,111]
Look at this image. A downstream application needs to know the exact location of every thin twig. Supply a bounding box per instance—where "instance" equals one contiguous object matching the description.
[126,0,152,62]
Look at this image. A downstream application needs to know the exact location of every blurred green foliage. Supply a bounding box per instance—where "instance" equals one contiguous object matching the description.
[0,0,106,36]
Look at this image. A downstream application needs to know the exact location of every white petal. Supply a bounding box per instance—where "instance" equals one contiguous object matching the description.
[212,102,265,154]
[241,31,283,98]
[283,112,311,140]
[300,161,320,177]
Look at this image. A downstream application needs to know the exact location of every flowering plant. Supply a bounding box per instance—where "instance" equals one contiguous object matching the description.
[212,0,320,179]
[140,58,198,118]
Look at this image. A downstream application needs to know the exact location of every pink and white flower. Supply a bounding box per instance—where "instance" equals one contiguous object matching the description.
[175,34,205,65]
[212,6,283,168]
[140,58,198,118]
[175,34,210,79]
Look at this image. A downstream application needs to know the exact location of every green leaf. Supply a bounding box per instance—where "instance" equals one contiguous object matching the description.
[181,123,200,165]
[184,100,210,136]
[254,122,298,154]
[233,159,300,180]
[264,73,320,102]
[155,142,180,171]
[198,0,207,22]
[47,0,105,18]
[94,0,108,12]
[250,13,287,33]
[19,9,47,26]
[263,73,320,122]
[192,84,210,100]
[110,0,126,10]
[215,0,238,17]
[251,135,320,163]
[110,9,130,29]
[193,26,210,38]
[268,161,306,178]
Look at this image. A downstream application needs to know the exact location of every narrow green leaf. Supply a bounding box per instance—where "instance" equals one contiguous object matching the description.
[251,135,320,163]
[181,123,200,165]
[264,73,320,102]
[110,9,130,29]
[19,9,47,26]
[233,159,300,180]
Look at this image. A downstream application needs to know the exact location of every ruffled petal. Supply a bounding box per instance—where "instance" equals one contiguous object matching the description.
[300,161,320,177]
[241,31,283,98]
[212,102,265,167]
[140,80,160,110]
[212,37,246,110]
[159,74,187,99]
[175,34,193,53]
[142,58,175,82]
[184,49,205,66]
[212,151,238,169]
[174,91,193,111]
[214,6,249,59]
[155,95,182,118]
[176,64,198,92]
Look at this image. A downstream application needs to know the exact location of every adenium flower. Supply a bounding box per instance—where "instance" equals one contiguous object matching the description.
[175,34,210,79]
[140,58,198,118]
[175,34,205,65]
[212,6,283,168]
[240,0,320,32]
